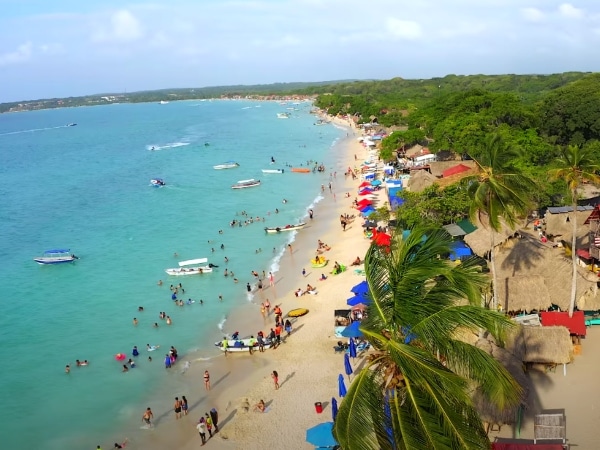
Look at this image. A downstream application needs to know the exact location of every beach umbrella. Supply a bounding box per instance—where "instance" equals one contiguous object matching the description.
[344,353,353,380]
[362,220,377,228]
[358,204,373,212]
[371,179,382,186]
[357,200,372,207]
[351,280,369,295]
[359,187,373,193]
[347,294,371,306]
[341,321,363,338]
[359,181,371,188]
[349,338,357,359]
[338,374,347,397]
[374,232,392,247]
[331,397,338,421]
[306,422,338,448]
[359,190,373,196]
[361,208,375,216]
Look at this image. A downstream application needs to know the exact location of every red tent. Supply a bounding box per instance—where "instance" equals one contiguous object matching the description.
[442,164,472,178]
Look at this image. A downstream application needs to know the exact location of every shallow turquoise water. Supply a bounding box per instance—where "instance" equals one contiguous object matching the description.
[0,100,344,448]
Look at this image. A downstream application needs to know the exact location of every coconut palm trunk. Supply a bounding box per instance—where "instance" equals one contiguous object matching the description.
[569,192,578,317]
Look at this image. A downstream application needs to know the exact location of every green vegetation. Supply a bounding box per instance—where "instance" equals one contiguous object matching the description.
[334,226,521,449]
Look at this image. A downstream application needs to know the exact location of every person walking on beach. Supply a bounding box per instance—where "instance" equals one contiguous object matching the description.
[269,271,274,287]
[222,338,229,357]
[210,408,219,433]
[173,397,182,420]
[196,418,207,445]
[142,407,154,428]
[272,370,279,390]
[181,395,189,416]
[288,243,292,254]
[308,209,314,220]
[204,370,211,390]
[205,413,214,438]
[264,299,271,314]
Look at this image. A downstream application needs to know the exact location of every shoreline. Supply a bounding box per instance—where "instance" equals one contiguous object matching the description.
[109,123,370,449]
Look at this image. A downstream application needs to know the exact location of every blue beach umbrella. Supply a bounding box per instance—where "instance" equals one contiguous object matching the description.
[349,338,357,359]
[344,353,353,380]
[351,280,369,295]
[331,397,338,421]
[371,179,382,186]
[347,293,371,306]
[306,422,338,448]
[341,321,363,338]
[338,374,347,397]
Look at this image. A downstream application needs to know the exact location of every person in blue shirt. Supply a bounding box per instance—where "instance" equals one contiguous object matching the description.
[132,346,139,357]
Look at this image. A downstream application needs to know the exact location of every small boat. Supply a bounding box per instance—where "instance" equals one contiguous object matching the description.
[150,178,165,187]
[277,112,291,119]
[159,101,169,104]
[232,179,261,189]
[34,249,78,265]
[213,162,239,170]
[265,223,306,233]
[261,169,284,174]
[314,120,327,126]
[165,258,213,276]
[291,168,311,173]
[311,256,328,268]
[214,338,273,352]
[66,123,77,127]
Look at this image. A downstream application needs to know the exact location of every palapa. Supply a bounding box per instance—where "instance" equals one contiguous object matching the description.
[507,325,572,365]
[463,215,516,258]
[543,210,593,244]
[406,170,437,192]
[473,337,532,425]
[495,234,599,312]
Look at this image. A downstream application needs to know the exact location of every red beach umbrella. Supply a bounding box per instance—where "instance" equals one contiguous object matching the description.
[357,199,372,206]
[359,181,371,188]
[374,232,392,247]
[359,191,373,196]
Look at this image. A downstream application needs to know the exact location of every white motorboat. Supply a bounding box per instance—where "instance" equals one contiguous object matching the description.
[231,179,261,189]
[261,169,284,174]
[34,249,78,265]
[214,337,273,352]
[264,223,306,233]
[165,258,213,276]
[150,178,165,187]
[277,112,291,119]
[213,162,239,170]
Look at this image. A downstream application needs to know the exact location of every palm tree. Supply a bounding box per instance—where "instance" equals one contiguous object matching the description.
[333,226,522,450]
[548,145,600,317]
[464,134,536,310]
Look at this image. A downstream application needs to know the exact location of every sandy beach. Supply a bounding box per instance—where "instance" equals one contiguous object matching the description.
[115,121,374,450]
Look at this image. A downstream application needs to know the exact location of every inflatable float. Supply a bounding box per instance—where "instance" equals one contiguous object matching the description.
[291,167,311,173]
[287,308,309,318]
[311,256,328,268]
[332,264,347,275]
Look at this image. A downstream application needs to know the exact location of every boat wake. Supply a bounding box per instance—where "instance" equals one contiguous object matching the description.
[0,125,70,136]
[146,142,190,151]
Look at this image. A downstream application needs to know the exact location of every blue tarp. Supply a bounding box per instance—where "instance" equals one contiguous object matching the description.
[388,187,404,211]
[449,241,473,261]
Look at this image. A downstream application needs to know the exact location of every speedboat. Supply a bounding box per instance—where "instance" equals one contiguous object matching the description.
[165,258,213,276]
[265,223,306,233]
[213,162,239,170]
[150,178,165,187]
[261,169,284,174]
[314,119,327,126]
[231,179,261,189]
[214,337,273,352]
[34,249,78,265]
[276,112,290,119]
[67,123,77,127]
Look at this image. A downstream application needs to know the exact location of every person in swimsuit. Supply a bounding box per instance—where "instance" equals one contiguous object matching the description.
[142,407,153,427]
[254,399,266,412]
[272,370,279,390]
[174,397,182,419]
[181,395,188,415]
[204,370,211,390]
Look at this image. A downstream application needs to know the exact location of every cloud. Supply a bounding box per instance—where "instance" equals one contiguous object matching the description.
[521,7,545,22]
[385,18,423,40]
[558,3,584,19]
[91,9,144,43]
[0,42,33,67]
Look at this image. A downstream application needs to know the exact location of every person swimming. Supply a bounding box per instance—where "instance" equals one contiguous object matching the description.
[132,346,140,357]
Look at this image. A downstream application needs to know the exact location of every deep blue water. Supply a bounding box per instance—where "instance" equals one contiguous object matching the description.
[0,100,344,449]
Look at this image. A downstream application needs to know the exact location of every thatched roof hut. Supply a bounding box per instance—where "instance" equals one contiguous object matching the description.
[507,325,572,365]
[407,170,437,192]
[495,233,600,312]
[405,144,424,157]
[463,215,516,258]
[473,337,532,425]
[543,208,594,244]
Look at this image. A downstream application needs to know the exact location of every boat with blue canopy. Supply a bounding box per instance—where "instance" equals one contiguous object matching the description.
[34,249,78,265]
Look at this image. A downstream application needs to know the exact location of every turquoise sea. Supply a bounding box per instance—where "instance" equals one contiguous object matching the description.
[0,100,345,449]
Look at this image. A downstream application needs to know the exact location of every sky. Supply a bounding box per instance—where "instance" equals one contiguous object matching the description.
[1,0,600,102]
